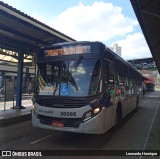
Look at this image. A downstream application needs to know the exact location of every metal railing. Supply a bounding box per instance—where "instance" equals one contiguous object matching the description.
[0,86,14,110]
[0,86,5,94]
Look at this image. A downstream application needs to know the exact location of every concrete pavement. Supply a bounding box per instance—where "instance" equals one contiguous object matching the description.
[0,95,32,126]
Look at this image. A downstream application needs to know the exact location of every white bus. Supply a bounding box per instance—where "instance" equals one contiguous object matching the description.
[32,41,143,134]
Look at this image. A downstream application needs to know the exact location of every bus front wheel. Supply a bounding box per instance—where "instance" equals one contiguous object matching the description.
[115,104,122,126]
[112,104,122,131]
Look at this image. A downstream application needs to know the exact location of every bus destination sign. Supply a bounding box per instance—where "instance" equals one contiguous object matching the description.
[45,45,91,56]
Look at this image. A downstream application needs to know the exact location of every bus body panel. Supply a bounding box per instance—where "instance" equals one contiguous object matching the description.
[121,96,130,118]
[131,95,137,111]
[103,107,113,131]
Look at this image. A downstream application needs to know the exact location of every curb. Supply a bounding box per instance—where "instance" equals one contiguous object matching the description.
[0,113,31,127]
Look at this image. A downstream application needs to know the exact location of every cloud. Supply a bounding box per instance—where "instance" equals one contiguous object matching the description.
[115,33,152,60]
[49,2,151,60]
[50,2,138,41]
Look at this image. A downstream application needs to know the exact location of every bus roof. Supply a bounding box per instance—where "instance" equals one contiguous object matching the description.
[106,47,142,76]
[40,41,102,49]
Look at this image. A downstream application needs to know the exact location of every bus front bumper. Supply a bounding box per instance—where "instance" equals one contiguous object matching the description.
[32,107,105,134]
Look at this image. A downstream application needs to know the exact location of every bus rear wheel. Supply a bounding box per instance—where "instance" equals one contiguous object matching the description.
[135,97,139,112]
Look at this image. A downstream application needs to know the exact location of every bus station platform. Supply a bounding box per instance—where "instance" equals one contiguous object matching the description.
[0,94,32,126]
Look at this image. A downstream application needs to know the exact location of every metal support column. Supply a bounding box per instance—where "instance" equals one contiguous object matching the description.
[25,67,30,93]
[0,71,4,88]
[2,71,4,88]
[15,48,25,109]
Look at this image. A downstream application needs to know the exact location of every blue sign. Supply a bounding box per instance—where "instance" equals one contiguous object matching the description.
[60,85,69,96]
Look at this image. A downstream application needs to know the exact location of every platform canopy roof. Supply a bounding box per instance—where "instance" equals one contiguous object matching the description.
[130,0,160,73]
[0,1,75,58]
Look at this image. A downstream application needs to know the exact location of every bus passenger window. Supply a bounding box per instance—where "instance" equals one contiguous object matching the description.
[88,60,102,95]
[105,60,114,86]
[108,75,114,85]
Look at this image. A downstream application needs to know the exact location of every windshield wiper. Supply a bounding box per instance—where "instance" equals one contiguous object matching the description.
[66,55,83,90]
[69,55,83,74]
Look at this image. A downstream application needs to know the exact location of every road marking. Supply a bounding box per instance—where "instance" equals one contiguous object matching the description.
[30,135,52,145]
[140,103,160,159]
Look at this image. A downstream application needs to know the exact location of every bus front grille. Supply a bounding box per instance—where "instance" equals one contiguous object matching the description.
[37,99,87,108]
[38,114,82,128]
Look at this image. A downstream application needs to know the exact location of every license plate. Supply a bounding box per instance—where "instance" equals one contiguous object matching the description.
[52,122,64,127]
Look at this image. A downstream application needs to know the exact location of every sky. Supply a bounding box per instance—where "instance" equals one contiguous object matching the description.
[2,0,152,60]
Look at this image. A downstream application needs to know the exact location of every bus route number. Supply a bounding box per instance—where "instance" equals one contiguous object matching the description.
[60,112,76,116]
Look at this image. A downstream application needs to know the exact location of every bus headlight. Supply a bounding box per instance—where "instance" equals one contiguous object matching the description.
[93,107,100,114]
[83,107,101,121]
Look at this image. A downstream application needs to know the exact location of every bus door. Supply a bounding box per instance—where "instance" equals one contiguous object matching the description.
[104,59,115,130]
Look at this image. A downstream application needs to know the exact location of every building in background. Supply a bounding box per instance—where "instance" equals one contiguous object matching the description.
[111,43,122,57]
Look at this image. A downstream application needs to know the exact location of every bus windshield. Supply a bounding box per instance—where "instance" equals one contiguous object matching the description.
[37,58,102,97]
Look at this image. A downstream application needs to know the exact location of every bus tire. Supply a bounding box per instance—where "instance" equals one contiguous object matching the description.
[112,104,122,131]
[135,96,139,112]
[116,104,122,123]
[114,103,122,127]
